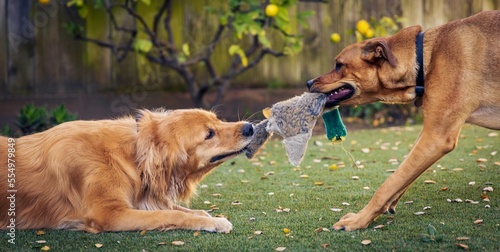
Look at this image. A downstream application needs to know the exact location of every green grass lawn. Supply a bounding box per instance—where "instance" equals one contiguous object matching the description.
[2,124,499,251]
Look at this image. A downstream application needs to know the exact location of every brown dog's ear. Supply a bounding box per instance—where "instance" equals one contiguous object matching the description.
[361,40,398,67]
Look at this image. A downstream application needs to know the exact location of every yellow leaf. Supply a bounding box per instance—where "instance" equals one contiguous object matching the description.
[171,241,185,246]
[276,247,286,251]
[182,43,190,57]
[95,243,103,248]
[40,245,50,251]
[283,228,290,234]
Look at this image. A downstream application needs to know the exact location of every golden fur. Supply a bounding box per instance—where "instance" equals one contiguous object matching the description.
[0,109,254,233]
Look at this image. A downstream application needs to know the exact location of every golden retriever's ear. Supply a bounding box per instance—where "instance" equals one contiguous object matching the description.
[135,110,188,199]
[361,40,398,67]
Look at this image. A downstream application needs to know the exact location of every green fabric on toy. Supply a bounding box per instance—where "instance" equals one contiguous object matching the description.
[322,108,347,144]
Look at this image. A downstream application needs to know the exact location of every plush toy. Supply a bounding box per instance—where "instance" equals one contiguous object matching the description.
[322,108,347,144]
[245,92,347,166]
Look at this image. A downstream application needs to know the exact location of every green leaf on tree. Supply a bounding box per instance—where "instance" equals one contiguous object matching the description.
[134,39,153,54]
[228,45,248,67]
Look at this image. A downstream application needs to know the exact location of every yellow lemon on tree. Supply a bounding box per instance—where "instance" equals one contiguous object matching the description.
[356,19,370,35]
[364,28,374,38]
[330,33,341,43]
[265,4,279,17]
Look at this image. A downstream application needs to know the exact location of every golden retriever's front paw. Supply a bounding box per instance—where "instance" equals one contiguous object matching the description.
[332,213,370,231]
[210,217,233,233]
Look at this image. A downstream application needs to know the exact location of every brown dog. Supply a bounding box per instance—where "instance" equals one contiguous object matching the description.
[0,109,254,233]
[307,10,500,231]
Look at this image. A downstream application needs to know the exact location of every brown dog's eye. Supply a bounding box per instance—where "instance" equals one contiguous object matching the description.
[335,62,344,72]
[206,129,215,140]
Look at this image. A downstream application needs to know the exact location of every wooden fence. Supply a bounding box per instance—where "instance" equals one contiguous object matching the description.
[0,0,499,98]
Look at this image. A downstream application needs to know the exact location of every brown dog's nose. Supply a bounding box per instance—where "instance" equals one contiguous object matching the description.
[242,123,254,137]
[306,79,315,90]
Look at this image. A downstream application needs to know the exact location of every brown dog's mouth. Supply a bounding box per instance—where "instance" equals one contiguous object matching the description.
[324,84,355,107]
[209,146,249,163]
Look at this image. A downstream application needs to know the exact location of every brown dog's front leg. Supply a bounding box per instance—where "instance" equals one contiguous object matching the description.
[332,126,461,231]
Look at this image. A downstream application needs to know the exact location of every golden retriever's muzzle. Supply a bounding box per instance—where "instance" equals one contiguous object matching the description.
[209,123,254,163]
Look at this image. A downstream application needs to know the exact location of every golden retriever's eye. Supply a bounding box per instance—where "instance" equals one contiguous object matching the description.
[205,129,215,140]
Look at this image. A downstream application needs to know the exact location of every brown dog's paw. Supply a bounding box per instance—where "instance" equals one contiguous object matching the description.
[332,213,370,231]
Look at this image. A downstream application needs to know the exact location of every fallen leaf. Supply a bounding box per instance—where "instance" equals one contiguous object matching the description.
[299,174,309,178]
[193,230,200,237]
[352,176,360,180]
[361,239,372,245]
[483,186,493,192]
[157,242,167,245]
[414,211,425,215]
[468,181,476,186]
[329,164,338,171]
[36,230,45,236]
[487,132,498,137]
[474,219,483,225]
[321,244,330,248]
[40,246,50,251]
[254,230,263,235]
[171,241,185,246]
[373,224,384,229]
[231,200,242,205]
[456,237,470,241]
[363,186,370,190]
[314,182,324,186]
[276,247,286,251]
[453,168,464,172]
[95,243,104,248]
[283,228,290,234]
[140,229,147,235]
[456,243,469,250]
[330,208,342,212]
[262,107,272,118]
[361,148,370,153]
[424,180,436,184]
[476,158,488,163]
[441,187,449,191]
[494,162,500,166]
[36,240,47,244]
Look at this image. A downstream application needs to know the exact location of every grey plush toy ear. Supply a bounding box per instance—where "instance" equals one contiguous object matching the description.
[245,119,272,158]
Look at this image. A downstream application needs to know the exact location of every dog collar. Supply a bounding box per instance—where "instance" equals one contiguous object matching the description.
[415,32,425,97]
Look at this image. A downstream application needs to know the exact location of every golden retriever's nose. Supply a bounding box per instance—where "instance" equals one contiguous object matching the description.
[242,123,254,137]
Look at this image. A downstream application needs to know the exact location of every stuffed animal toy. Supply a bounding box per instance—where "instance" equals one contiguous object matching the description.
[245,93,347,166]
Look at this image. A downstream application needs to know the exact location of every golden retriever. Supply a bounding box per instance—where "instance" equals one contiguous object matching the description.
[0,109,254,233]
